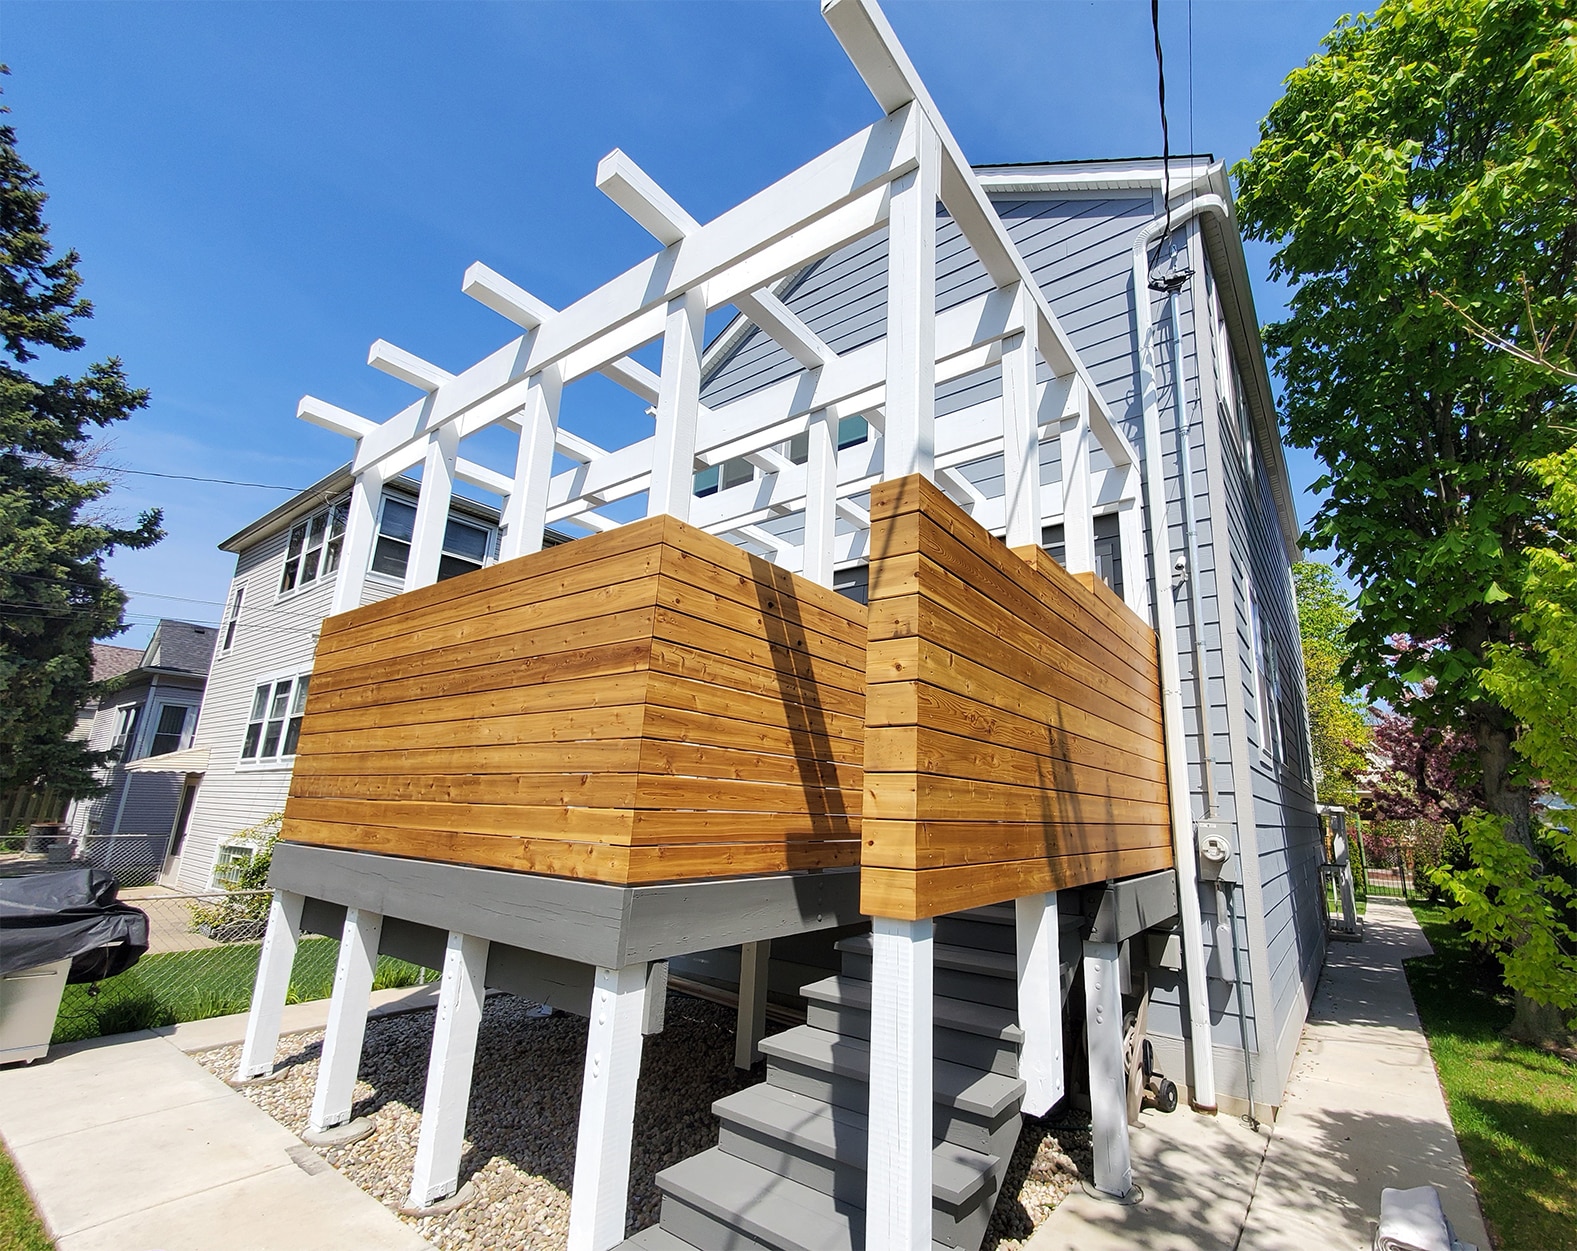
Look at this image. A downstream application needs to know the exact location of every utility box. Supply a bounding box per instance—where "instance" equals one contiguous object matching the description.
[0,959,71,1065]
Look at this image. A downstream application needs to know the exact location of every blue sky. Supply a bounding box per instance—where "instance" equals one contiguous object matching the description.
[3,0,1350,647]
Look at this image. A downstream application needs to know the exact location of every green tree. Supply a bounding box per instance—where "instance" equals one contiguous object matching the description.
[0,75,161,804]
[1234,0,1577,844]
[1292,561,1371,806]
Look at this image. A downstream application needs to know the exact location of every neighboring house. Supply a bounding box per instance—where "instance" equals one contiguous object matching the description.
[64,621,216,884]
[172,466,512,891]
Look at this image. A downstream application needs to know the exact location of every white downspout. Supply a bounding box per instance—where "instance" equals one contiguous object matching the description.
[1131,194,1232,1112]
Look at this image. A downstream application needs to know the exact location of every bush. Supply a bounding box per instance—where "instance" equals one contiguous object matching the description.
[188,813,280,936]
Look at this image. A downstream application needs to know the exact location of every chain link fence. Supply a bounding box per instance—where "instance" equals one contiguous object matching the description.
[52,888,435,1045]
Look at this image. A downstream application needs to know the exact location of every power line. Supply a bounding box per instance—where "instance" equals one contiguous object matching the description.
[1150,0,1173,249]
[112,468,307,492]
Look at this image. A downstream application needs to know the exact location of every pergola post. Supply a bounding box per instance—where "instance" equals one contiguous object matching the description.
[408,931,490,1209]
[331,466,384,615]
[235,890,304,1081]
[1084,937,1134,1199]
[1000,283,1042,549]
[648,290,706,522]
[1015,893,1065,1117]
[882,119,940,480]
[499,367,564,561]
[309,906,384,1134]
[568,963,650,1251]
[1117,486,1150,619]
[1060,387,1094,575]
[802,411,837,587]
[405,422,461,591]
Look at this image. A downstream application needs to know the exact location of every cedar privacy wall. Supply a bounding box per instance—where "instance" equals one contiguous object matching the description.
[860,475,1171,919]
[281,515,866,885]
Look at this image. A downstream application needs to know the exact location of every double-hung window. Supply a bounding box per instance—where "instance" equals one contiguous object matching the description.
[240,675,310,764]
[279,502,348,594]
[370,495,493,582]
[148,704,192,757]
[221,584,245,652]
[111,704,142,757]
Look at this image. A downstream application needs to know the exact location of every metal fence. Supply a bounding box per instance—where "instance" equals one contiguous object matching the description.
[52,888,436,1045]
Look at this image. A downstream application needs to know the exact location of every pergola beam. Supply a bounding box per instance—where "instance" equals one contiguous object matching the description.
[596,148,700,246]
[369,340,454,393]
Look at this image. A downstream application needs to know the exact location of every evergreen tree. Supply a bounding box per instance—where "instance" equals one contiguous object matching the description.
[0,73,161,806]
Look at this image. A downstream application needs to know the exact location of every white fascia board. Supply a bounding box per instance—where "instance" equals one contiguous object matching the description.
[352,107,917,474]
[368,340,455,393]
[595,148,701,247]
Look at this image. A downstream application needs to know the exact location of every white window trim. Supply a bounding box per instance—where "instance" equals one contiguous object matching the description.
[367,490,497,584]
[276,499,349,603]
[220,582,246,653]
[236,668,312,772]
[146,700,200,758]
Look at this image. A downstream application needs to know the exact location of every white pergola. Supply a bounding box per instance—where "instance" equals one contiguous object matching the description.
[279,2,1168,1247]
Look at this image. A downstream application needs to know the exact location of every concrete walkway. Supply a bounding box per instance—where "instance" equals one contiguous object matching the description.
[1031,897,1490,1250]
[0,987,438,1251]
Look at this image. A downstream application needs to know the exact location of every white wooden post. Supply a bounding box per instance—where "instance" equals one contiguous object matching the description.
[1083,938,1133,1199]
[883,120,940,481]
[802,411,837,588]
[404,421,461,592]
[1000,284,1042,548]
[1117,488,1150,619]
[734,940,771,1069]
[1015,893,1064,1117]
[235,890,304,1081]
[1060,388,1094,575]
[408,931,490,1209]
[331,467,384,616]
[648,290,706,523]
[865,916,933,1250]
[568,963,649,1251]
[499,367,564,561]
[309,907,384,1133]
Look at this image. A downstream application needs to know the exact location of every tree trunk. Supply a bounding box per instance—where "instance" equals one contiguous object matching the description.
[1507,992,1573,1051]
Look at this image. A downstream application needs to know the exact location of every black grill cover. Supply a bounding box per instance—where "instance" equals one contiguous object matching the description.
[0,869,150,983]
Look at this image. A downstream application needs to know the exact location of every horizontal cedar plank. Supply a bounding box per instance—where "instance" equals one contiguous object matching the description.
[868,634,1161,744]
[651,608,866,695]
[317,578,664,670]
[865,680,1165,770]
[628,837,859,880]
[625,808,860,844]
[648,641,866,719]
[863,772,1170,825]
[663,517,868,629]
[641,704,865,761]
[654,576,866,673]
[290,740,647,779]
[645,672,865,745]
[630,774,860,820]
[639,740,864,791]
[308,614,657,699]
[317,534,666,658]
[861,816,1171,870]
[294,703,648,754]
[864,723,1165,790]
[1012,545,1159,662]
[306,639,653,716]
[298,670,651,736]
[318,517,665,643]
[860,843,1176,920]
[289,770,641,810]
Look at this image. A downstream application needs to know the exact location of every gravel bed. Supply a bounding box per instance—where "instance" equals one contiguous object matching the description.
[197,992,1087,1250]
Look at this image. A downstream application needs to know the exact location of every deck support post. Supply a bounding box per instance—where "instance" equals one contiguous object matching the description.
[1000,284,1042,549]
[1015,893,1065,1117]
[408,931,490,1209]
[499,367,564,560]
[802,411,836,588]
[331,467,385,615]
[648,290,706,523]
[309,906,384,1133]
[734,940,771,1069]
[568,962,649,1251]
[1083,938,1134,1199]
[865,917,933,1250]
[235,889,304,1081]
[405,420,461,591]
[1060,390,1094,575]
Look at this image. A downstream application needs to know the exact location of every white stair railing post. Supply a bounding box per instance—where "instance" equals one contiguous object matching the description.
[648,290,706,523]
[568,963,650,1251]
[1015,893,1065,1117]
[407,931,490,1209]
[1000,283,1042,549]
[866,916,934,1250]
[1083,937,1134,1198]
[331,466,384,616]
[404,421,461,591]
[802,410,837,588]
[498,367,564,561]
[235,889,304,1081]
[734,940,772,1069]
[309,907,384,1133]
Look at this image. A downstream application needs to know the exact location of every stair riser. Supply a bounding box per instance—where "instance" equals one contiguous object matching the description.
[839,953,1017,1010]
[805,1001,1019,1076]
[932,916,1016,954]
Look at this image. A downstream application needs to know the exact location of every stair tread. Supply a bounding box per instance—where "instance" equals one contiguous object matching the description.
[713,1082,996,1206]
[758,1025,1024,1120]
[614,1227,702,1251]
[659,1148,953,1251]
[837,933,1016,979]
[800,975,1024,1044]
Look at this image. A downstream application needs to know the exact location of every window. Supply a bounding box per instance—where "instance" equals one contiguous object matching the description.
[111,704,142,755]
[693,457,756,498]
[240,675,310,764]
[833,563,869,606]
[370,496,494,582]
[786,415,869,465]
[1252,590,1282,762]
[279,502,347,594]
[1039,515,1124,597]
[221,584,245,652]
[148,704,191,757]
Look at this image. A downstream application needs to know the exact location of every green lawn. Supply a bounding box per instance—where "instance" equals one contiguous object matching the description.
[0,1144,53,1251]
[52,937,430,1044]
[1406,902,1577,1251]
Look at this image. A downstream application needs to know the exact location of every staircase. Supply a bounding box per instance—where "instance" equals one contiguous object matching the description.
[617,905,1026,1251]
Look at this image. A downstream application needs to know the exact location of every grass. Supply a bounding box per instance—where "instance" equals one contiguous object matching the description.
[1406,901,1577,1251]
[51,937,431,1045]
[0,1144,53,1251]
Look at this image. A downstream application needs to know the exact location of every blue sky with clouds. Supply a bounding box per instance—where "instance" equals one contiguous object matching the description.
[4,0,1350,647]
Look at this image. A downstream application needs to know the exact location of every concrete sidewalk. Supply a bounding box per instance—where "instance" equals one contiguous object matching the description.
[1031,897,1490,1250]
[0,987,437,1251]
